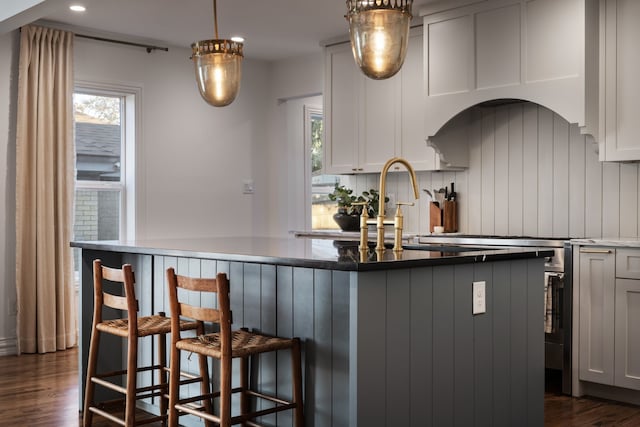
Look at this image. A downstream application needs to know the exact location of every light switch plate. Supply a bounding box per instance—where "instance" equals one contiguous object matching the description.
[243,179,254,194]
[473,281,486,315]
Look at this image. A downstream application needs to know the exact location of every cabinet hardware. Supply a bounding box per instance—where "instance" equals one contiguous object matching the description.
[579,248,612,254]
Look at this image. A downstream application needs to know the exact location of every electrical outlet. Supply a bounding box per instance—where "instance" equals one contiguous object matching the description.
[473,281,486,315]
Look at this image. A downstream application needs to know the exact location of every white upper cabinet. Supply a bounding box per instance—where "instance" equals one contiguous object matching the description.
[359,67,401,171]
[324,27,460,173]
[401,27,465,170]
[324,40,398,174]
[324,42,360,174]
[421,0,599,160]
[599,0,640,161]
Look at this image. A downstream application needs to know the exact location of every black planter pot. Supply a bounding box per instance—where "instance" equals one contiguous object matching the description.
[333,212,360,232]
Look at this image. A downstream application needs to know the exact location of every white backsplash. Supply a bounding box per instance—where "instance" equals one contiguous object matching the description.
[349,102,640,239]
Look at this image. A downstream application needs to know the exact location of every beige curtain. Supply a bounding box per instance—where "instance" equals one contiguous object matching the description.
[15,25,76,354]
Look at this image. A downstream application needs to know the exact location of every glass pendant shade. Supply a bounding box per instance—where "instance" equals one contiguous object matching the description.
[191,0,243,107]
[346,0,412,80]
[192,40,243,107]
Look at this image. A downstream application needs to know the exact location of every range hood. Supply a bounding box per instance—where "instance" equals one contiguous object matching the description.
[420,0,599,166]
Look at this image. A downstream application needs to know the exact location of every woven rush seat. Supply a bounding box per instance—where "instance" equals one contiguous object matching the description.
[177,329,295,358]
[96,315,199,338]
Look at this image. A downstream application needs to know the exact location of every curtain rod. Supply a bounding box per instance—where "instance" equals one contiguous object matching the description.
[75,33,169,53]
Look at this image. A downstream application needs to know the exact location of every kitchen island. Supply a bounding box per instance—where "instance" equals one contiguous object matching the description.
[73,236,552,427]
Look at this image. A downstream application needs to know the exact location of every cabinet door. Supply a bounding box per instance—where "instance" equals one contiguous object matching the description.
[359,72,400,172]
[614,278,640,390]
[324,43,362,174]
[400,28,439,171]
[325,28,451,173]
[579,248,616,385]
[600,0,640,161]
[362,27,440,172]
[616,249,640,279]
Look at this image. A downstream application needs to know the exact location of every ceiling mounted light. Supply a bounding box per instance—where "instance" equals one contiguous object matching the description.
[69,5,86,12]
[191,0,243,107]
[346,0,413,80]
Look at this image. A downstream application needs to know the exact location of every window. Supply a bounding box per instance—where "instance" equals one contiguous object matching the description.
[72,83,138,278]
[305,105,352,230]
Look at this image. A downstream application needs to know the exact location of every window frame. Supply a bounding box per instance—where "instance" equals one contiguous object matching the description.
[304,104,323,231]
[73,80,140,240]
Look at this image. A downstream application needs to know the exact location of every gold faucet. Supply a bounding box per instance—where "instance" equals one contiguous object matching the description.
[352,201,370,254]
[376,157,420,252]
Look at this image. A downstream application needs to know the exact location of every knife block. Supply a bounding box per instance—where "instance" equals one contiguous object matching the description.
[443,201,458,233]
[429,202,442,232]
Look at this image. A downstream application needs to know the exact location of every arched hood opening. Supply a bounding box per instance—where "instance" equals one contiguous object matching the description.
[426,98,596,170]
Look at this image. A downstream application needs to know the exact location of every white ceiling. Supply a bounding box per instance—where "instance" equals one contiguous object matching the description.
[9,0,432,61]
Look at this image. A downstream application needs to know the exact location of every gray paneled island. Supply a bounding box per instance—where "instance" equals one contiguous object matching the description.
[72,236,552,427]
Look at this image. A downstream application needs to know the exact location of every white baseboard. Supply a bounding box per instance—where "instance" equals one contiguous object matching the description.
[0,337,17,356]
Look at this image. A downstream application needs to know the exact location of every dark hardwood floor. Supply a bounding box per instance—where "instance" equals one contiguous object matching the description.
[543,370,640,427]
[0,348,639,426]
[0,347,161,426]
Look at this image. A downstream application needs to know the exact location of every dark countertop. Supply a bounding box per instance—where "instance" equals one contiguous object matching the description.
[571,237,640,247]
[71,236,554,271]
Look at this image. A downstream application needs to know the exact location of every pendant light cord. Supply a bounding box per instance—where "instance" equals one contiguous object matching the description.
[213,0,219,39]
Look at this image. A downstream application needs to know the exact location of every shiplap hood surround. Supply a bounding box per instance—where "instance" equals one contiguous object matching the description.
[421,0,599,165]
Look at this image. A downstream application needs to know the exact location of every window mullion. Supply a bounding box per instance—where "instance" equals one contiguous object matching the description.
[75,180,123,191]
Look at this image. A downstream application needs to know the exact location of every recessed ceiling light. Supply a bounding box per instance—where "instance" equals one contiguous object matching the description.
[231,36,244,43]
[69,5,86,12]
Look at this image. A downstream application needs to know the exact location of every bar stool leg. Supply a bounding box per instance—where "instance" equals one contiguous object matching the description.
[240,355,249,426]
[168,341,180,427]
[125,332,138,426]
[220,356,232,427]
[83,328,101,427]
[158,332,168,426]
[292,338,304,427]
[197,353,213,427]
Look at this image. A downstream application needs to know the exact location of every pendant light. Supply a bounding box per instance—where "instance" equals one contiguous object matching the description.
[346,0,413,80]
[191,0,243,107]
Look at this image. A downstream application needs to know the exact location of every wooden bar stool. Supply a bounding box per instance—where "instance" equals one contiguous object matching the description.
[166,268,305,427]
[83,260,202,426]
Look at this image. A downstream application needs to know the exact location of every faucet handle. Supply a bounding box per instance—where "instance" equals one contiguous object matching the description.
[391,202,415,252]
[352,202,370,252]
[352,201,370,218]
[395,202,414,216]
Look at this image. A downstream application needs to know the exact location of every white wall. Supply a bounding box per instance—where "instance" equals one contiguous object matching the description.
[255,53,324,236]
[283,95,323,233]
[0,31,18,355]
[0,32,274,354]
[74,37,271,239]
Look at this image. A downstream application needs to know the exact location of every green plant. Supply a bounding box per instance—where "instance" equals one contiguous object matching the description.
[361,188,389,217]
[328,184,359,215]
[328,184,389,217]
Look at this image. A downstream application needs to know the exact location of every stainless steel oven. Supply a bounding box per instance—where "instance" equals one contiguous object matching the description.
[418,235,573,394]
